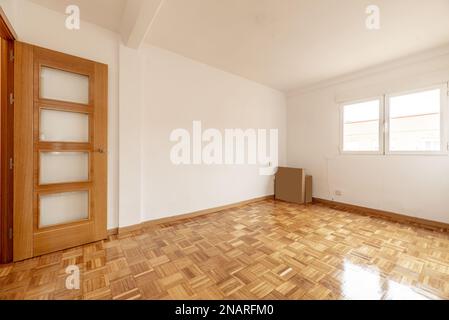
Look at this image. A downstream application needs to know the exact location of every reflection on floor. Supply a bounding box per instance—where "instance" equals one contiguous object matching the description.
[1,199,449,300]
[342,260,431,300]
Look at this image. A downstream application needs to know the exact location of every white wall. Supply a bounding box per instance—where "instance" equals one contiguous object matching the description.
[119,45,287,227]
[1,0,287,230]
[2,0,120,228]
[118,45,144,227]
[12,0,445,229]
[287,48,449,224]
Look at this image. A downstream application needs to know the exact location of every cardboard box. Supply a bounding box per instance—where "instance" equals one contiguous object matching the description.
[275,167,305,204]
[305,175,313,204]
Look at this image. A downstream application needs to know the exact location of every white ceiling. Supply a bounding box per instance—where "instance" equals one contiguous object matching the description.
[29,0,449,92]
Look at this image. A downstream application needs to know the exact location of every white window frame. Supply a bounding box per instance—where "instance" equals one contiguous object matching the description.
[385,84,449,156]
[339,96,384,155]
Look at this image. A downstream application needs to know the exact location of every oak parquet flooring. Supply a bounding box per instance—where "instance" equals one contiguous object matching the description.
[1,199,449,300]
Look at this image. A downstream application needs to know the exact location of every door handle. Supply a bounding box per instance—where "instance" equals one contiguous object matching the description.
[95,148,106,154]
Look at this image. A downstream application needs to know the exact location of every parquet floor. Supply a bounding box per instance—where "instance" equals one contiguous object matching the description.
[1,199,449,300]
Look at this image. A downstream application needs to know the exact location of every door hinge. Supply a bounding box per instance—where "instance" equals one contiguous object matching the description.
[9,158,13,170]
[8,228,13,240]
[9,93,14,105]
[9,49,14,62]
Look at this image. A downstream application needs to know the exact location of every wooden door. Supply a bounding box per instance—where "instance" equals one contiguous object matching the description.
[14,42,108,261]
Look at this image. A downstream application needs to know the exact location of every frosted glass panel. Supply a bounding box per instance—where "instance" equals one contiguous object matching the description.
[40,109,89,142]
[39,191,89,228]
[40,67,89,104]
[40,152,89,184]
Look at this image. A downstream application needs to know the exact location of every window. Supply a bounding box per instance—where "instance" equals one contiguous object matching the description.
[340,84,448,155]
[386,87,446,153]
[341,98,382,153]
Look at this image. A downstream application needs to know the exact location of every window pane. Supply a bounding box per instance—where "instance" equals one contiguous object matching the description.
[40,67,89,104]
[343,100,380,152]
[389,89,441,152]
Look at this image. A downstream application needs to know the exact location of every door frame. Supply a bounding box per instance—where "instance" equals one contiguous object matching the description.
[0,6,16,264]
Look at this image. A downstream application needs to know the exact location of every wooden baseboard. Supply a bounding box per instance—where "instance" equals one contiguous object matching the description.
[107,228,118,236]
[313,197,449,232]
[114,195,274,235]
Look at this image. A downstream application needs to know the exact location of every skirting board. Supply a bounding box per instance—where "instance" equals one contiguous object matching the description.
[107,228,118,236]
[313,197,449,232]
[108,195,275,236]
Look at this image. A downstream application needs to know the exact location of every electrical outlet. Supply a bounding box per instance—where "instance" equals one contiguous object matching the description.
[334,190,342,196]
